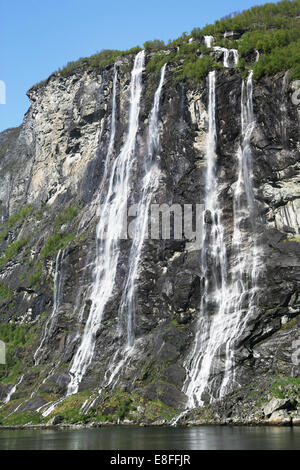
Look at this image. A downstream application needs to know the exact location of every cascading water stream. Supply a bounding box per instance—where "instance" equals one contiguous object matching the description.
[204,35,214,48]
[34,249,65,365]
[119,63,167,347]
[67,51,145,396]
[218,70,262,397]
[0,374,24,408]
[99,63,167,393]
[281,71,289,147]
[182,70,262,409]
[213,47,239,67]
[97,65,118,199]
[183,70,228,408]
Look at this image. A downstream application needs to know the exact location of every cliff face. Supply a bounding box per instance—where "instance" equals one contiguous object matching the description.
[0,51,299,424]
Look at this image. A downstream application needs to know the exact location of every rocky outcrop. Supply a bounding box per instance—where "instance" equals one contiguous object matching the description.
[0,51,299,425]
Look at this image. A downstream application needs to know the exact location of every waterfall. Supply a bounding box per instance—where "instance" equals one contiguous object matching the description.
[183,70,228,407]
[1,374,24,407]
[219,70,261,397]
[34,249,65,366]
[223,49,239,67]
[204,35,214,48]
[213,47,239,67]
[67,51,145,396]
[102,63,167,392]
[98,65,118,198]
[183,70,262,407]
[119,63,166,347]
[280,71,289,147]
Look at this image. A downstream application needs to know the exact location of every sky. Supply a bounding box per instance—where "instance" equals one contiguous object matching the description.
[0,0,271,132]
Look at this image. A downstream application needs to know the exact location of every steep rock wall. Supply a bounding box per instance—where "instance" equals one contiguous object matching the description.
[0,54,299,422]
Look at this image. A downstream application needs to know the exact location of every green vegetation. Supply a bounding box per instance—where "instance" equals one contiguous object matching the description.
[41,205,78,259]
[144,39,165,51]
[176,56,218,82]
[191,0,300,80]
[0,322,37,381]
[0,205,33,246]
[146,43,218,83]
[253,39,300,79]
[146,53,170,74]
[281,316,298,330]
[6,205,33,229]
[0,410,44,426]
[286,236,300,243]
[0,236,30,268]
[32,47,142,85]
[197,0,300,35]
[271,377,300,400]
[29,1,300,86]
[41,232,74,259]
[28,262,43,288]
[45,388,177,424]
[0,280,13,300]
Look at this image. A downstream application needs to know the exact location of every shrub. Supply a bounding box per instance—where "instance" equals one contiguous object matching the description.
[41,206,78,259]
[144,39,165,51]
[176,56,218,82]
[0,236,30,268]
[6,205,33,229]
[0,280,13,300]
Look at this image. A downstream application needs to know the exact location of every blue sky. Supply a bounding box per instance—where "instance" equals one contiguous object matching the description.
[1,0,270,132]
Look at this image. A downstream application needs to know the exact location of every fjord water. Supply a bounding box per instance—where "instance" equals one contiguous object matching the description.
[0,426,299,450]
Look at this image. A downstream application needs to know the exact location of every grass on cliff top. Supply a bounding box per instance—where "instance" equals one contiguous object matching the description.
[31,0,300,88]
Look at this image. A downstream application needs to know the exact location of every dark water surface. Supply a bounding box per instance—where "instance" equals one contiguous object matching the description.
[0,425,299,450]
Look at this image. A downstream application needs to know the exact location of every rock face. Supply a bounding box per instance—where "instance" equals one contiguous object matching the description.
[262,398,295,417]
[0,52,299,423]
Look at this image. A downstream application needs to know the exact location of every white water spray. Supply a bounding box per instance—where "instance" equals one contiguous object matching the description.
[1,374,24,407]
[213,47,239,67]
[183,70,262,408]
[102,64,167,392]
[119,63,166,347]
[34,249,65,365]
[204,36,214,48]
[67,51,145,395]
[183,70,228,407]
[219,71,262,397]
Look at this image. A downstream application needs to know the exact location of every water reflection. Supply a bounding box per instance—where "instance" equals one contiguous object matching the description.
[0,426,299,450]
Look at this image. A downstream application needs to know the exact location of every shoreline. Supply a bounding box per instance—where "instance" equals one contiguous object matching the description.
[1,420,300,431]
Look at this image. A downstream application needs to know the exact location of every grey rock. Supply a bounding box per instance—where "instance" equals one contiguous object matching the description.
[48,415,64,425]
[268,410,292,425]
[262,398,295,417]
